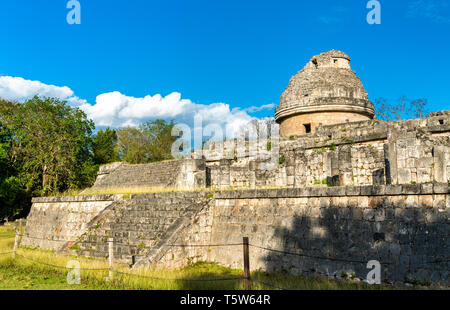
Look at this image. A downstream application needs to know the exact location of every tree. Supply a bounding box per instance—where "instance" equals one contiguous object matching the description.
[0,120,28,219]
[92,128,119,165]
[116,119,177,164]
[0,96,95,195]
[141,119,177,162]
[375,96,429,121]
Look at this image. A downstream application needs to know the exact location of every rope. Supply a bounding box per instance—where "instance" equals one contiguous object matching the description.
[249,244,374,264]
[14,253,245,283]
[250,279,287,290]
[166,243,243,247]
[15,253,110,271]
[115,270,245,282]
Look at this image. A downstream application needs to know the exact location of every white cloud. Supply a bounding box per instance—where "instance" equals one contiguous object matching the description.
[0,76,86,106]
[80,91,260,138]
[0,75,274,139]
[243,103,275,113]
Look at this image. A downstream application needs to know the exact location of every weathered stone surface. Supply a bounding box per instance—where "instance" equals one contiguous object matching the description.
[92,159,206,190]
[22,186,449,285]
[275,50,375,137]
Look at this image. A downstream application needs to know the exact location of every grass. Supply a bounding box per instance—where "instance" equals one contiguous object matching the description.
[0,226,429,290]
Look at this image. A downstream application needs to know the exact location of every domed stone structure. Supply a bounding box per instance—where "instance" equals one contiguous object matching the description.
[275,50,375,137]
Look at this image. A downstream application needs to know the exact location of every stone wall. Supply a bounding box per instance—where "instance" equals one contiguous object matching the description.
[21,195,122,251]
[196,113,449,189]
[150,184,450,285]
[92,159,206,190]
[22,184,449,285]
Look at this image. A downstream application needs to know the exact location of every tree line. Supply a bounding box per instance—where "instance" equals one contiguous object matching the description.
[0,96,177,220]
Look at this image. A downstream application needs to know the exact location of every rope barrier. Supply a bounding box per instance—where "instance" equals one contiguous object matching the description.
[13,252,245,283]
[15,253,110,271]
[250,279,287,290]
[249,243,376,265]
[115,270,246,282]
[166,243,243,247]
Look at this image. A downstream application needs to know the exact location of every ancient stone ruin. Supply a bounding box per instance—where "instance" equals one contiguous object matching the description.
[21,50,449,286]
[276,49,375,137]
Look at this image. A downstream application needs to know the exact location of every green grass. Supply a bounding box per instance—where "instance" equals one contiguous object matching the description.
[0,225,419,290]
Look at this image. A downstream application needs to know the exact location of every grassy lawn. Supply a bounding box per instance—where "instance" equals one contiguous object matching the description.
[0,225,404,290]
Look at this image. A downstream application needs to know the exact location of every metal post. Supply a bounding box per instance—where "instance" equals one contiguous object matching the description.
[108,238,114,280]
[243,237,251,290]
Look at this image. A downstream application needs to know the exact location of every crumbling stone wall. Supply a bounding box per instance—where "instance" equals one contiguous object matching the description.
[21,195,122,251]
[197,112,449,189]
[92,159,206,190]
[151,184,449,285]
[67,192,212,263]
[22,184,449,285]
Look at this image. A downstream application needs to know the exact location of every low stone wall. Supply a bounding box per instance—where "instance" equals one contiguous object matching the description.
[22,183,449,285]
[21,195,122,251]
[92,159,206,190]
[151,184,449,285]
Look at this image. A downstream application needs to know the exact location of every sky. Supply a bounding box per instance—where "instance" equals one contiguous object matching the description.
[0,0,449,137]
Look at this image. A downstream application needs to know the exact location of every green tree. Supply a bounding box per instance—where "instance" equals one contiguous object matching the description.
[0,96,96,195]
[92,128,119,165]
[116,119,177,164]
[141,119,177,162]
[0,121,28,219]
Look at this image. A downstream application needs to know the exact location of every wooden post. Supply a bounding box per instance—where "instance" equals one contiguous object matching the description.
[13,230,19,259]
[243,237,251,290]
[108,238,114,280]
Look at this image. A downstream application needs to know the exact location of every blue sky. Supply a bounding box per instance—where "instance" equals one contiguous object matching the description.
[0,0,449,132]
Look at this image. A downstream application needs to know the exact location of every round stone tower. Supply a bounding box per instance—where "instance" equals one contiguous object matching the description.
[275,50,375,137]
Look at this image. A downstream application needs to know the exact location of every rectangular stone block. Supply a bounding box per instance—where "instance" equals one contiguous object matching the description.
[402,184,421,194]
[433,182,449,194]
[327,186,346,197]
[433,145,448,183]
[418,195,433,209]
[385,185,402,195]
[360,186,373,196]
[398,169,412,184]
[346,186,361,196]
